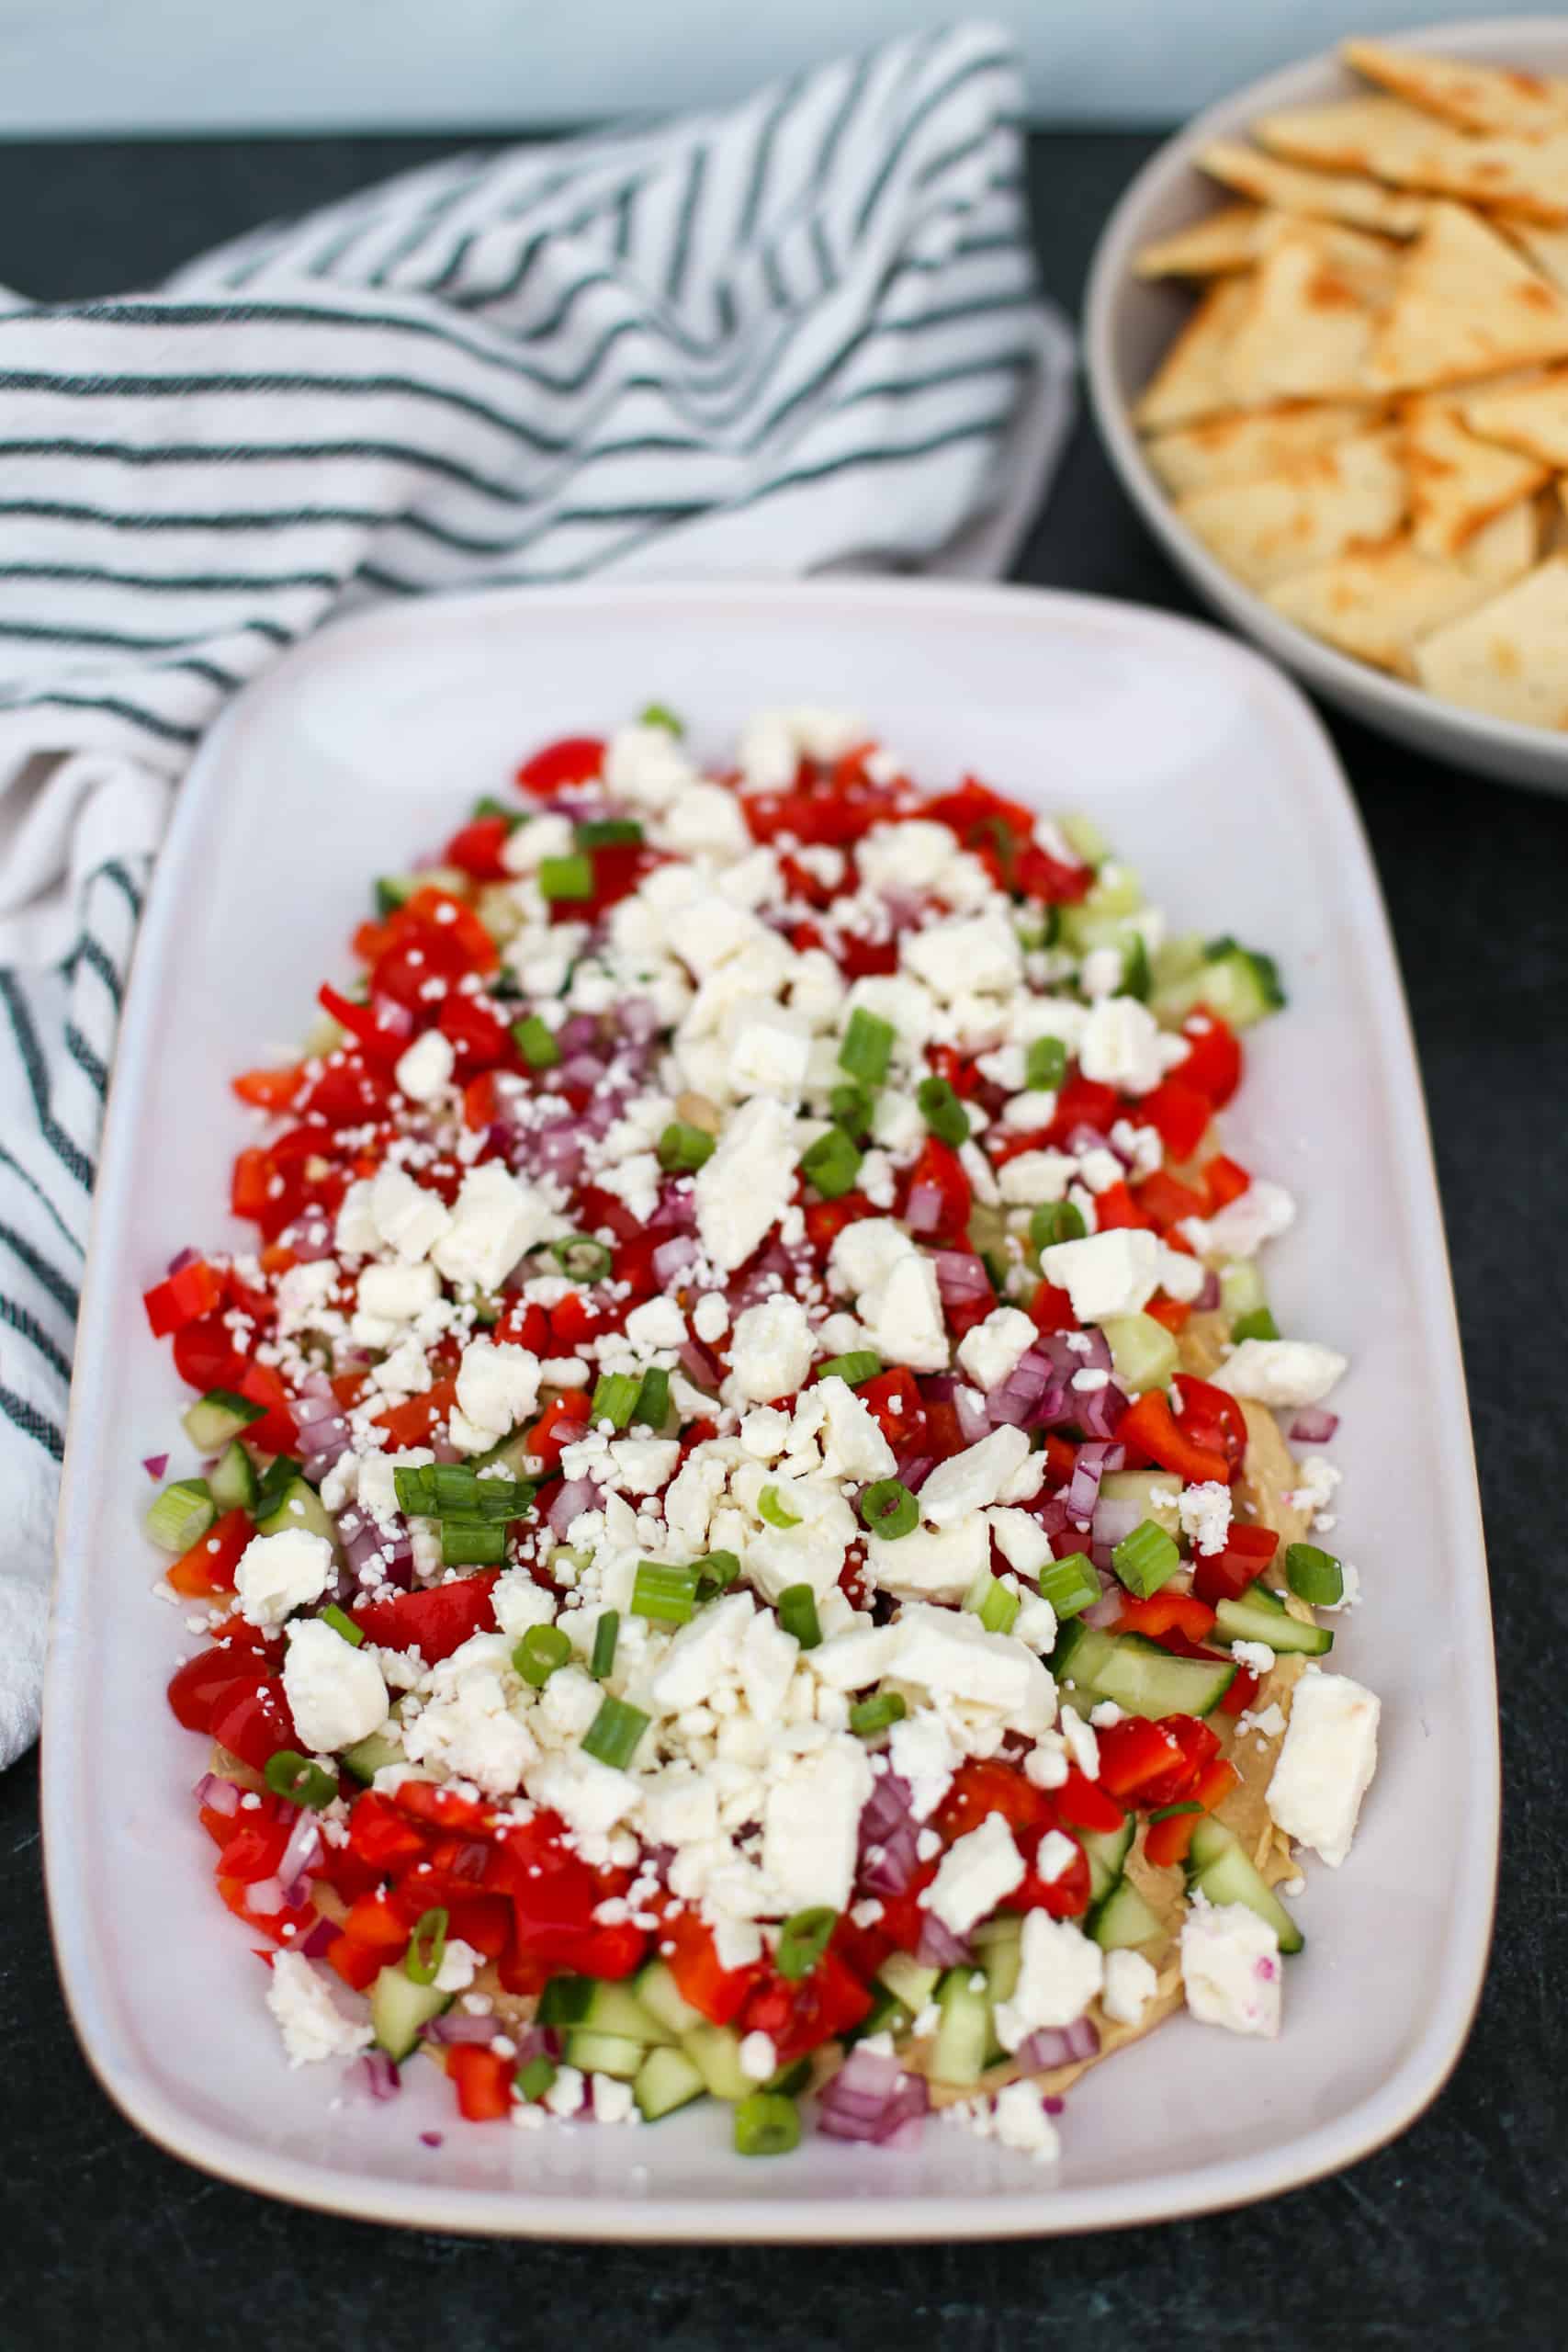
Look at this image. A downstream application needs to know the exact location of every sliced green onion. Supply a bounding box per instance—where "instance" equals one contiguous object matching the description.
[1148,1801,1204,1823]
[1285,1542,1344,1606]
[516,2054,558,2103]
[514,1623,572,1688]
[639,702,683,735]
[829,1080,874,1136]
[1204,934,1286,1010]
[850,1690,907,1738]
[694,1550,741,1597]
[551,1234,614,1283]
[814,1350,882,1388]
[1030,1199,1087,1250]
[441,1518,508,1567]
[917,1074,969,1148]
[776,1905,837,1982]
[839,1007,895,1085]
[1025,1035,1067,1091]
[575,817,643,848]
[776,1584,822,1650]
[321,1603,364,1646]
[633,1365,671,1430]
[470,793,523,827]
[799,1126,862,1201]
[1036,1550,1100,1620]
[537,853,594,902]
[394,1464,536,1521]
[590,1610,620,1680]
[963,1567,1020,1636]
[582,1694,649,1769]
[631,1561,701,1623]
[1122,933,1153,1002]
[734,2090,801,2157]
[264,1750,339,1809]
[657,1119,715,1173]
[404,1906,449,1985]
[859,1478,917,1540]
[144,1476,216,1555]
[591,1372,642,1429]
[758,1484,802,1530]
[1232,1307,1280,1343]
[1111,1516,1182,1599]
[512,1013,561,1069]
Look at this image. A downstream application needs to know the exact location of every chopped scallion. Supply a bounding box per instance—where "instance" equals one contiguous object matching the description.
[591,1372,642,1429]
[657,1119,715,1173]
[321,1603,364,1646]
[633,1365,671,1430]
[512,1013,560,1069]
[850,1690,907,1738]
[1111,1516,1182,1600]
[144,1476,216,1555]
[1036,1550,1100,1620]
[829,1080,874,1136]
[537,853,594,902]
[776,1584,821,1650]
[963,1567,1020,1635]
[917,1074,969,1148]
[733,2090,801,2157]
[551,1234,614,1283]
[776,1905,837,1982]
[514,1623,572,1688]
[1284,1542,1344,1606]
[799,1126,862,1201]
[1030,1199,1087,1250]
[858,1478,917,1540]
[582,1694,649,1769]
[631,1562,701,1624]
[1232,1307,1280,1343]
[441,1518,508,1567]
[639,702,682,735]
[575,818,643,848]
[839,1008,894,1085]
[1025,1035,1066,1091]
[758,1485,802,1531]
[404,1906,449,1985]
[694,1550,741,1597]
[814,1350,882,1388]
[264,1750,339,1809]
[590,1610,620,1680]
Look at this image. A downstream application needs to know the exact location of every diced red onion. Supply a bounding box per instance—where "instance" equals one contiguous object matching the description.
[1066,1125,1111,1159]
[1291,1408,1339,1443]
[906,1182,943,1237]
[986,1346,1053,1428]
[650,1179,696,1234]
[278,1808,323,1891]
[1032,1493,1077,1539]
[193,1771,241,1815]
[419,2131,445,2149]
[294,1380,354,1478]
[818,2045,931,2144]
[246,1875,287,1915]
[359,2049,401,2101]
[1091,1495,1143,1550]
[953,1385,991,1444]
[1080,1586,1125,1629]
[429,1431,463,1465]
[1016,2015,1100,2070]
[678,1336,722,1392]
[556,1013,601,1055]
[857,1770,919,1897]
[1193,1270,1221,1312]
[1065,1439,1123,1521]
[298,1915,338,1959]
[1076,1379,1129,1440]
[142,1452,169,1480]
[166,1246,198,1275]
[546,1476,600,1537]
[652,1234,697,1282]
[422,2011,503,2045]
[931,1249,994,1312]
[618,997,660,1047]
[916,1912,971,1968]
[559,1050,607,1089]
[284,1216,336,1263]
[894,1453,935,1494]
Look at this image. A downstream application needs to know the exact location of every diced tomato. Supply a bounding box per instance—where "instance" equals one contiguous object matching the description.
[1114,1591,1218,1645]
[231,1146,272,1222]
[1219,1665,1260,1717]
[1171,1374,1249,1479]
[325,1934,385,1993]
[659,1906,766,2026]
[166,1506,254,1600]
[142,1257,225,1338]
[350,1571,501,1665]
[933,1758,1052,1847]
[515,735,605,797]
[1090,1180,1150,1232]
[231,1359,299,1458]
[1007,1825,1091,1919]
[1096,1716,1194,1806]
[445,814,513,880]
[920,1396,966,1461]
[835,932,900,979]
[448,2045,514,2121]
[347,1792,430,1874]
[171,1311,244,1394]
[1172,1012,1243,1108]
[738,1951,873,2066]
[927,1044,981,1099]
[903,1136,971,1247]
[372,1373,458,1448]
[803,1193,872,1257]
[1202,1153,1251,1212]
[1135,1167,1209,1234]
[1136,1080,1212,1166]
[1145,1295,1191,1335]
[1191,1521,1280,1606]
[1043,1433,1077,1486]
[1044,1076,1120,1148]
[208,1675,299,1774]
[858,1366,925,1449]
[1115,1387,1232,1486]
[1027,1280,1077,1337]
[1053,1767,1127,1836]
[438,989,513,1073]
[231,1064,305,1113]
[1194,1754,1240,1811]
[523,1391,592,1472]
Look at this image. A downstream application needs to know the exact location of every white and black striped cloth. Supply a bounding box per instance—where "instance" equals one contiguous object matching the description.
[0,20,1074,1764]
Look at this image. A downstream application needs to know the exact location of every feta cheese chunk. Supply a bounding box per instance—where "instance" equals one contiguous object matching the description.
[1265,1670,1381,1867]
[455,1336,542,1441]
[265,1951,375,2067]
[1180,1900,1281,2038]
[827,1216,947,1373]
[433,1162,555,1293]
[1178,1480,1233,1557]
[1101,1947,1159,2029]
[694,1094,797,1272]
[282,1617,389,1753]
[916,1426,1033,1526]
[993,1912,1105,2051]
[956,1306,1036,1394]
[393,1027,456,1104]
[1077,995,1164,1095]
[1040,1227,1160,1322]
[902,912,1021,1000]
[728,1295,815,1403]
[761,1736,873,1911]
[990,2081,1061,2163]
[1182,1180,1296,1262]
[1213,1338,1348,1409]
[925,1813,1025,1937]
[865,1514,989,1604]
[233,1528,333,1629]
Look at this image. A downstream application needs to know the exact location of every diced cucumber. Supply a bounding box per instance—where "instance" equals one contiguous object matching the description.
[1049,1618,1119,1692]
[254,1474,340,1552]
[471,1430,536,1479]
[974,1913,1022,2007]
[208,1439,259,1513]
[1082,862,1144,919]
[145,1476,216,1555]
[633,1959,705,2040]
[1078,1819,1135,1908]
[181,1387,265,1453]
[1091,1633,1237,1720]
[375,865,468,915]
[1186,1817,1303,1954]
[682,2023,753,2102]
[1059,906,1142,958]
[633,2043,706,2122]
[930,1967,992,2087]
[1218,1259,1268,1321]
[848,1985,912,2044]
[1057,810,1111,868]
[1099,1314,1179,1396]
[1099,1468,1182,1537]
[1156,942,1284,1031]
[563,2030,645,2080]
[537,1974,671,2045]
[1151,932,1206,994]
[1090,1876,1164,1951]
[340,1725,404,1784]
[369,1963,448,2061]
[876,1951,941,2014]
[1213,1591,1334,1658]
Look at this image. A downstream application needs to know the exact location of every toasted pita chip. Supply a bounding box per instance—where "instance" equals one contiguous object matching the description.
[1134,203,1273,278]
[1173,427,1406,588]
[1145,399,1377,494]
[1402,393,1551,554]
[1463,363,1568,463]
[1462,494,1540,582]
[1343,40,1568,141]
[1266,534,1510,674]
[1364,202,1568,390]
[1254,96,1568,224]
[1134,272,1257,430]
[1222,222,1397,403]
[1200,137,1427,235]
[1414,556,1568,727]
[1498,216,1568,290]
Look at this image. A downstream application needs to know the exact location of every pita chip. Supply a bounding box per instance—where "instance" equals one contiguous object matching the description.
[1172,428,1406,588]
[1364,202,1568,391]
[1462,364,1568,464]
[1266,535,1505,678]
[1134,273,1257,429]
[1145,400,1377,495]
[1343,40,1568,142]
[1200,137,1427,236]
[1461,495,1540,583]
[1134,204,1273,278]
[1254,96,1568,224]
[1402,393,1550,555]
[1414,557,1568,728]
[1499,217,1568,290]
[1222,222,1396,404]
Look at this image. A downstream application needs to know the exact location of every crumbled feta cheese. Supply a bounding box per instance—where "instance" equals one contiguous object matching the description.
[925,1813,1025,1936]
[433,1938,483,1995]
[1101,1946,1159,2029]
[1182,1180,1296,1261]
[902,912,1021,1001]
[234,1528,334,1629]
[692,1292,729,1344]
[1213,1339,1348,1409]
[1040,1228,1160,1322]
[1231,1640,1276,1677]
[1265,1670,1380,1867]
[433,1162,556,1293]
[1178,1480,1233,1557]
[625,1296,687,1352]
[282,1618,390,1753]
[1077,995,1164,1095]
[694,1094,797,1272]
[1056,1704,1099,1780]
[455,1336,542,1441]
[394,1027,456,1104]
[916,1427,1033,1526]
[761,1736,873,1910]
[265,1951,374,2067]
[956,1306,1037,1394]
[991,2080,1061,2162]
[728,1294,815,1403]
[993,1912,1105,2050]
[987,1507,1053,1579]
[1180,1900,1281,2038]
[739,2030,777,2082]
[368,1162,452,1264]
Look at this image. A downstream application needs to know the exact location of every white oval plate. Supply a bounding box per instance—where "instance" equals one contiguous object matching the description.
[1086,15,1568,797]
[44,577,1496,2238]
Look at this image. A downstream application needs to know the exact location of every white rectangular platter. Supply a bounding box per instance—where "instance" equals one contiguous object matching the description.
[44,576,1497,2237]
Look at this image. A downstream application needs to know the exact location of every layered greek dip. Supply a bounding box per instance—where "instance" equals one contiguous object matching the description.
[145,707,1379,2165]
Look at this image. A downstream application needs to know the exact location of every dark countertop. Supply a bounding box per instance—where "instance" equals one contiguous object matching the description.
[2,130,1562,2352]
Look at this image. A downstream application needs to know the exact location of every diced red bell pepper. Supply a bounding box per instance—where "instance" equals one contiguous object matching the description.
[343,1891,414,1952]
[1116,1387,1233,1486]
[171,1312,245,1394]
[1219,1665,1261,1717]
[1114,1591,1218,1645]
[1171,1374,1248,1478]
[1202,1153,1251,1212]
[445,814,513,880]
[524,1391,592,1472]
[738,1951,873,2066]
[231,1146,272,1222]
[372,1374,458,1449]
[1191,1521,1280,1606]
[216,1810,292,1883]
[391,1779,494,1835]
[658,1905,766,2026]
[803,1192,873,1258]
[859,1366,925,1449]
[1143,1751,1240,1864]
[325,1934,386,1993]
[1043,1432,1077,1487]
[1171,1012,1243,1108]
[1145,1295,1191,1335]
[903,1136,971,1247]
[1007,1825,1091,1919]
[350,1570,501,1665]
[439,989,513,1073]
[495,1300,551,1354]
[166,1505,254,1600]
[515,735,605,797]
[447,2045,514,2121]
[216,1875,316,1945]
[1044,1076,1120,1148]
[1095,1716,1196,1806]
[1136,1080,1212,1166]
[347,1792,431,1874]
[933,1758,1053,1847]
[1053,1766,1127,1836]
[1135,1167,1209,1234]
[231,1359,300,1458]
[208,1675,299,1775]
[1090,1180,1150,1233]
[1028,1280,1077,1337]
[231,1064,305,1113]
[317,981,414,1069]
[142,1257,225,1338]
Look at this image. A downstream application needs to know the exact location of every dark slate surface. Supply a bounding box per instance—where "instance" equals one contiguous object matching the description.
[1,130,1562,2352]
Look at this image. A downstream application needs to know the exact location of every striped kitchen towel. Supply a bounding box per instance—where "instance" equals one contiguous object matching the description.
[0,19,1074,1765]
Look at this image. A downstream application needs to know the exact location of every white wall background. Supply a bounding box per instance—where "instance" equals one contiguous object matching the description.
[0,2,1481,132]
